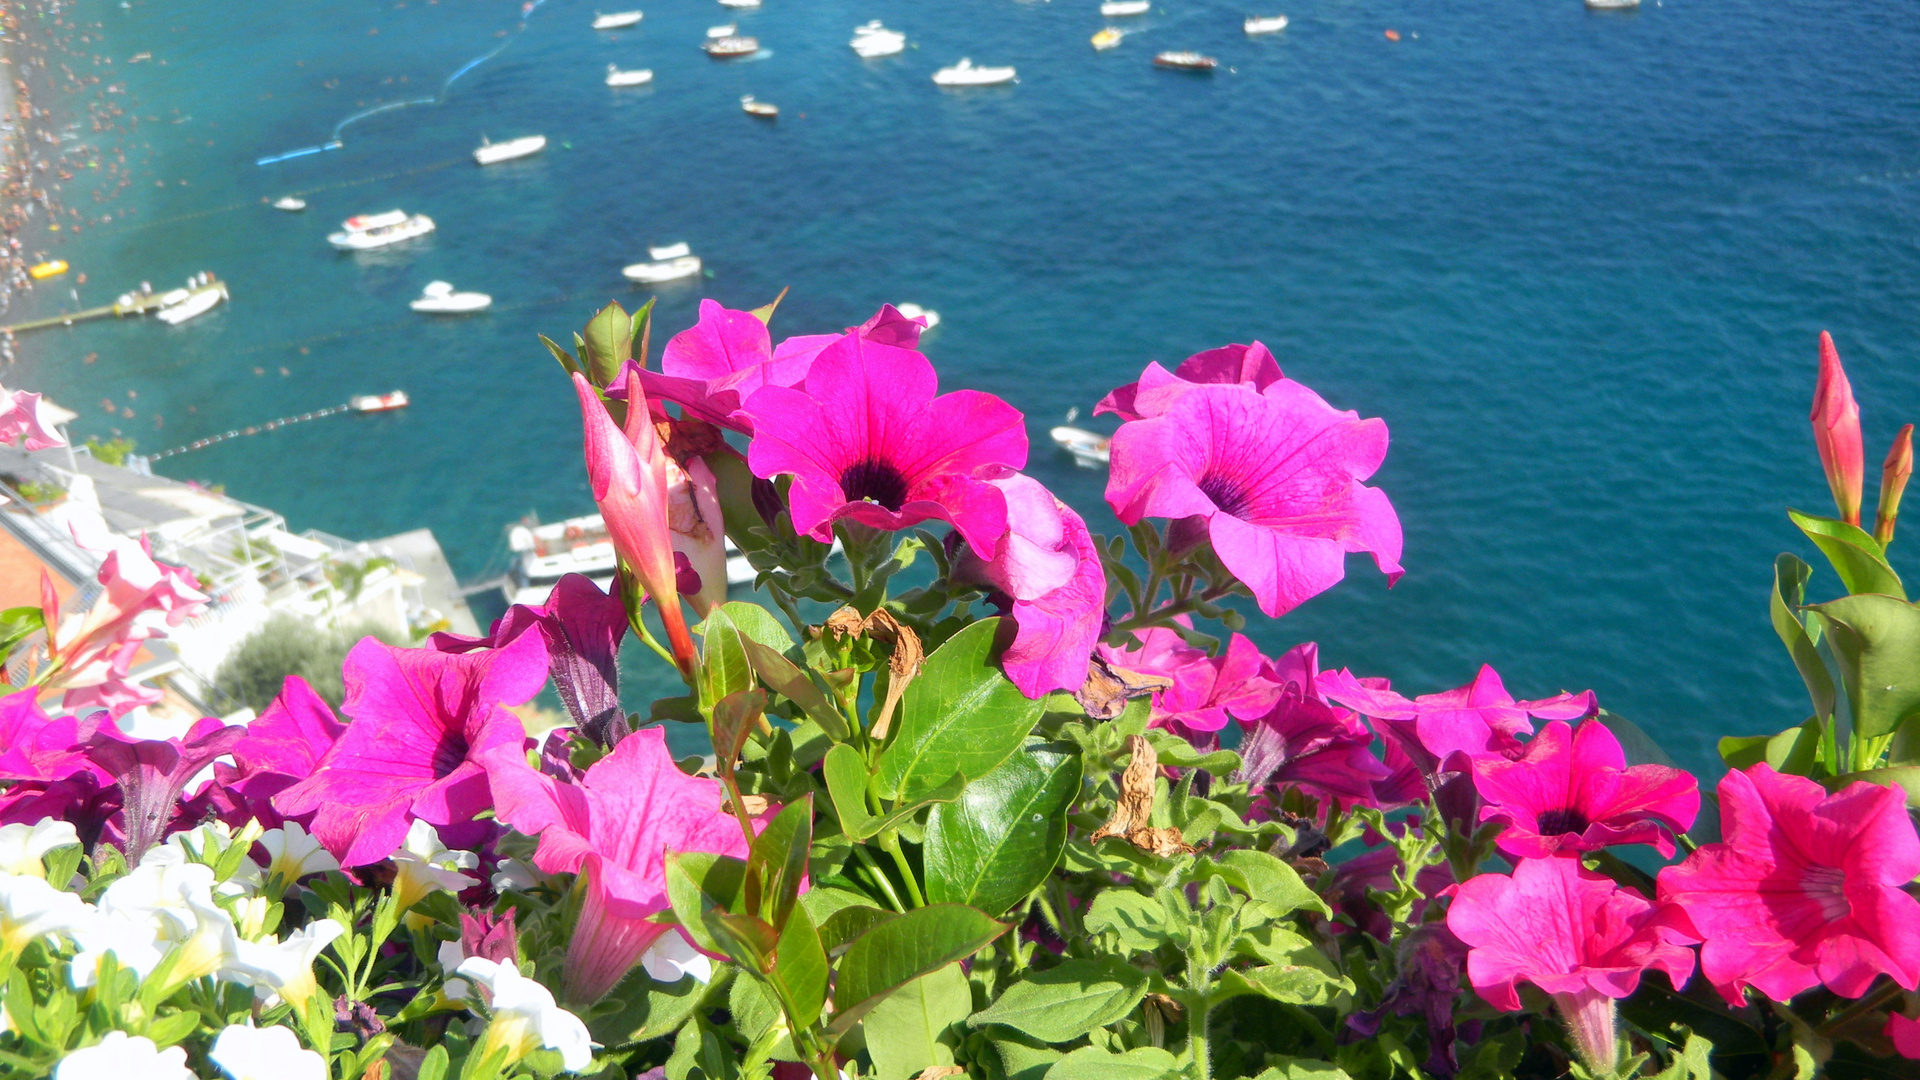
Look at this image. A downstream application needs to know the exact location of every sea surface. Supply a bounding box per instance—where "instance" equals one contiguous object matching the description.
[12,0,1920,776]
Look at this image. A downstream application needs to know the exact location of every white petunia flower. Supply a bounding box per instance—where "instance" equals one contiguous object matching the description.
[98,848,218,941]
[437,938,472,1000]
[162,892,243,988]
[162,822,264,899]
[456,957,595,1073]
[491,857,539,894]
[390,820,479,916]
[0,819,80,878]
[69,911,166,988]
[257,822,339,883]
[224,919,345,1009]
[0,872,94,953]
[209,1023,326,1080]
[640,929,712,985]
[53,1031,195,1080]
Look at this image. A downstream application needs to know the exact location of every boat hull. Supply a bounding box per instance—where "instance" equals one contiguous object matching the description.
[411,294,492,313]
[591,12,643,29]
[329,216,435,250]
[155,286,226,325]
[606,69,654,86]
[475,136,547,165]
[622,256,703,283]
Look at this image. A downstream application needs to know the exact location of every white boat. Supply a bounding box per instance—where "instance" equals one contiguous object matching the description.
[932,59,1016,87]
[1154,50,1218,71]
[707,23,736,37]
[410,281,492,314]
[503,512,762,606]
[1584,0,1640,7]
[272,196,306,212]
[894,302,940,329]
[591,10,643,29]
[741,95,779,118]
[1051,426,1110,467]
[155,281,227,326]
[474,134,546,165]
[1244,14,1288,34]
[351,390,410,413]
[606,64,654,86]
[328,210,435,251]
[851,21,906,57]
[703,35,759,57]
[717,0,760,8]
[1100,1,1151,15]
[623,242,702,283]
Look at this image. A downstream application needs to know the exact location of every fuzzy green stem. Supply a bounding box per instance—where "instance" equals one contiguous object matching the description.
[1185,953,1213,1080]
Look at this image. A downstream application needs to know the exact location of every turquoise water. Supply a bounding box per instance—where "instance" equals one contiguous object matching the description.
[14,0,1920,776]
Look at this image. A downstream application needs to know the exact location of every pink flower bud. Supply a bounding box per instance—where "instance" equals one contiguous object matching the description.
[1876,423,1912,547]
[1812,332,1865,527]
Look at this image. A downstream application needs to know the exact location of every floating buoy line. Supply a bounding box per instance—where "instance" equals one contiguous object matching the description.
[147,404,352,460]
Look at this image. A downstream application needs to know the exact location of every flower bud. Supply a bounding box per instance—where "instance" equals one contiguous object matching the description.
[1812,332,1866,527]
[1876,424,1912,547]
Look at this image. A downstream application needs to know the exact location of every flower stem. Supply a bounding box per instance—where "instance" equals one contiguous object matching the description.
[1816,978,1905,1037]
[878,833,925,907]
[852,845,908,912]
[1185,953,1213,1080]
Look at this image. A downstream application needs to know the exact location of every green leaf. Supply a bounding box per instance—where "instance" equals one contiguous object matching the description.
[1772,554,1838,720]
[852,770,968,842]
[1144,731,1241,775]
[827,903,1009,1036]
[710,689,765,775]
[537,333,581,377]
[415,1044,450,1080]
[629,296,656,363]
[0,605,45,662]
[924,740,1081,915]
[862,963,972,1080]
[1083,890,1173,954]
[1252,1059,1354,1080]
[1045,1045,1180,1080]
[588,963,716,1046]
[1826,765,1920,806]
[823,743,874,835]
[876,619,1047,803]
[968,957,1149,1042]
[1199,849,1329,917]
[1213,959,1348,1007]
[665,853,748,958]
[770,903,828,1029]
[582,301,633,388]
[698,606,756,713]
[745,794,812,930]
[720,600,795,652]
[818,904,897,957]
[1789,509,1906,599]
[744,638,849,740]
[1805,594,1920,740]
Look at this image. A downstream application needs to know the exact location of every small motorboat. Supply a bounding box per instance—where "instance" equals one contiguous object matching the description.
[718,0,760,8]
[703,35,760,58]
[1244,14,1288,34]
[1585,0,1640,7]
[623,242,703,283]
[272,196,307,211]
[410,281,492,314]
[1050,426,1110,468]
[741,95,779,118]
[155,280,227,325]
[591,10,643,29]
[351,390,410,413]
[1091,27,1123,50]
[851,21,906,57]
[328,210,436,251]
[894,302,940,329]
[27,260,67,279]
[707,23,736,37]
[1153,50,1218,71]
[932,59,1016,86]
[1100,1,1151,15]
[606,64,654,86]
[474,134,547,165]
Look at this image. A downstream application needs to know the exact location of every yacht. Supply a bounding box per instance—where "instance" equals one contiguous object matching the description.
[1100,1,1151,15]
[932,59,1016,86]
[328,210,436,251]
[851,21,906,57]
[1050,426,1110,468]
[718,0,761,8]
[410,281,492,314]
[503,512,760,606]
[154,279,227,325]
[272,196,306,211]
[1585,0,1640,7]
[591,10,643,29]
[1153,50,1218,71]
[703,35,759,57]
[606,64,654,86]
[707,23,736,37]
[741,95,779,118]
[623,242,703,283]
[1244,14,1288,33]
[351,391,410,413]
[894,302,940,329]
[474,134,546,165]
[1091,27,1123,50]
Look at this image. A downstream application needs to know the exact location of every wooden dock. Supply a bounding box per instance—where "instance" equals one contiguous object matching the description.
[0,276,226,335]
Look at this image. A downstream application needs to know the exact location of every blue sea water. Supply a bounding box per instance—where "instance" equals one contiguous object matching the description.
[13,0,1920,776]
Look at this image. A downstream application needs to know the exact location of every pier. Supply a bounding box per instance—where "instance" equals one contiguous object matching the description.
[0,275,227,336]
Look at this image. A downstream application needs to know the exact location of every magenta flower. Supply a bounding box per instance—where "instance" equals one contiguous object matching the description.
[953,470,1106,698]
[1319,664,1597,763]
[432,573,629,746]
[0,688,99,784]
[1235,643,1388,805]
[203,677,346,831]
[1813,331,1866,527]
[1097,625,1281,737]
[743,332,1027,553]
[1656,764,1920,1005]
[1105,381,1403,618]
[273,632,549,867]
[0,383,66,450]
[1096,342,1285,422]
[1473,720,1698,859]
[1888,1013,1920,1060]
[85,717,245,862]
[38,533,209,719]
[1448,857,1696,1073]
[483,727,753,1003]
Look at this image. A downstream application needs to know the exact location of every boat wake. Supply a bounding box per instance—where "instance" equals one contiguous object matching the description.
[256,0,553,166]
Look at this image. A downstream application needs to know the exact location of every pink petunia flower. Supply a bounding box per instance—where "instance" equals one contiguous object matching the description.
[0,383,66,450]
[483,726,753,1003]
[1812,331,1866,527]
[202,677,346,831]
[1656,764,1920,1005]
[1095,342,1285,422]
[86,717,244,862]
[1320,664,1596,764]
[35,532,209,719]
[1105,381,1403,618]
[273,632,550,867]
[1447,856,1696,1074]
[1474,720,1699,859]
[1097,625,1281,738]
[639,301,927,433]
[742,332,1027,553]
[432,574,629,746]
[953,469,1106,698]
[1887,1012,1920,1060]
[1236,643,1389,806]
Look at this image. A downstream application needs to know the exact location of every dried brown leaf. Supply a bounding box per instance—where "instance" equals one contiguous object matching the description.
[1075,656,1174,720]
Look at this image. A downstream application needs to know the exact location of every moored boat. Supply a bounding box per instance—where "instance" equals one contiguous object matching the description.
[932,58,1016,86]
[1153,50,1218,71]
[717,0,760,8]
[28,260,67,279]
[703,35,760,58]
[474,134,547,165]
[894,302,940,329]
[155,279,227,325]
[1092,27,1123,50]
[351,390,410,413]
[851,21,906,57]
[410,281,492,314]
[606,64,654,86]
[741,95,779,118]
[623,242,703,283]
[503,512,762,606]
[1244,14,1288,34]
[1050,426,1111,467]
[328,210,435,251]
[591,10,643,29]
[272,196,307,211]
[1100,0,1151,15]
[707,23,736,37]
[1584,0,1640,8]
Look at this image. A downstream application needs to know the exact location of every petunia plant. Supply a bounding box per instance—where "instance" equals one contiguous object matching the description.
[3,305,1920,1080]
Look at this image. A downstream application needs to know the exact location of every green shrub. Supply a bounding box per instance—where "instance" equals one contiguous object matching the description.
[84,435,136,466]
[213,613,397,712]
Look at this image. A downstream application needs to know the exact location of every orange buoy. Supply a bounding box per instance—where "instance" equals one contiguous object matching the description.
[1385,28,1400,40]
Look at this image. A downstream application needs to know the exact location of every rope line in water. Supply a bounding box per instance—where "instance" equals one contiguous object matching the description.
[147,403,352,460]
[88,158,463,239]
